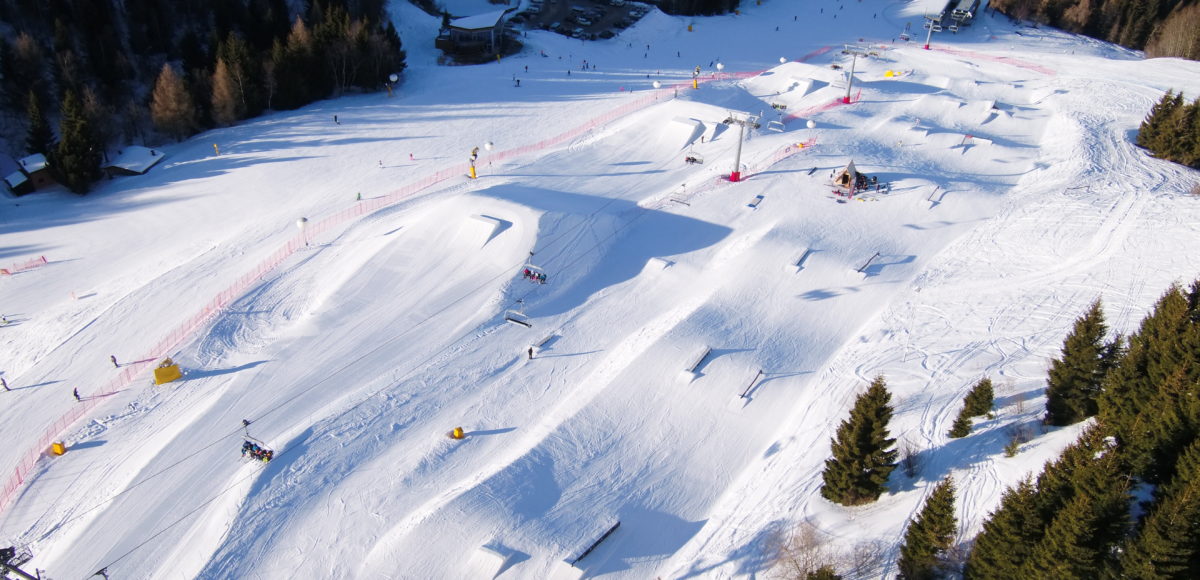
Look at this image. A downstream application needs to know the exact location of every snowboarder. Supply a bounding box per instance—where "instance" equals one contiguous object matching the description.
[110,355,118,368]
[73,388,81,401]
[356,192,362,201]
[2,377,8,391]
[378,160,383,168]
[528,347,534,360]
[409,153,415,161]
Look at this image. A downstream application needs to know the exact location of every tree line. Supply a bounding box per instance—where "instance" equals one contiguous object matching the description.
[988,0,1200,60]
[656,0,742,17]
[775,278,1200,578]
[1137,90,1200,169]
[1,0,406,193]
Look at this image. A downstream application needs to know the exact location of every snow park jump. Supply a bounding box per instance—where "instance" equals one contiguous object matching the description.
[7,1,1200,577]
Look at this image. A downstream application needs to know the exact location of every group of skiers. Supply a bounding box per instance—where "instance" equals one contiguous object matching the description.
[241,440,274,462]
[522,269,548,284]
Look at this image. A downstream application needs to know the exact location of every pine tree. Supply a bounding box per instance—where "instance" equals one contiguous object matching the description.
[964,479,1042,580]
[1099,285,1194,440]
[1019,494,1111,578]
[1045,300,1113,425]
[150,63,196,141]
[948,413,972,438]
[820,376,898,506]
[963,377,995,417]
[1119,438,1200,578]
[897,476,958,580]
[211,57,241,126]
[807,566,842,580]
[210,32,259,124]
[1021,435,1129,578]
[24,89,55,156]
[1124,368,1200,483]
[1137,91,1175,151]
[54,89,102,194]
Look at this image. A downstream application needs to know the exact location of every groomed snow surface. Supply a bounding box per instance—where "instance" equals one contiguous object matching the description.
[2,0,1200,578]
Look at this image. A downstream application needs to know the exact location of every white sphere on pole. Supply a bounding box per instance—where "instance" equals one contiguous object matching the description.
[484,141,494,151]
[296,217,308,230]
[388,73,398,83]
[806,119,816,129]
[715,62,724,71]
[780,57,787,64]
[652,80,662,89]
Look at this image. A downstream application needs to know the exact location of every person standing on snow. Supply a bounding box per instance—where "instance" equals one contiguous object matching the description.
[73,388,81,401]
[110,355,119,368]
[528,347,534,360]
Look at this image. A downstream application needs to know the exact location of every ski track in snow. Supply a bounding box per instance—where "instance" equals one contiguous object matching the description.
[2,1,1200,578]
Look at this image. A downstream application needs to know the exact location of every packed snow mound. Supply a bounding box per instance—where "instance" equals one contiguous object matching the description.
[3,1,1200,579]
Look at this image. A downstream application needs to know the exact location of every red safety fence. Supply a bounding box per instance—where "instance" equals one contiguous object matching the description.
[930,45,1057,76]
[0,48,839,516]
[0,255,48,276]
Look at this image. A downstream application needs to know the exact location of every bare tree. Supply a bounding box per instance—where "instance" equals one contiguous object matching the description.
[1145,3,1200,60]
[900,437,924,479]
[769,522,838,579]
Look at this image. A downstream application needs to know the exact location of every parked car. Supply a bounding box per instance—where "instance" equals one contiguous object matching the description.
[577,17,592,26]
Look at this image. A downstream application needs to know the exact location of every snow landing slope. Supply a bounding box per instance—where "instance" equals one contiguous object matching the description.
[1,0,1200,578]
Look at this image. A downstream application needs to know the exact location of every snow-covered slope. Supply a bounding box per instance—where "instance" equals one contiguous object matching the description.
[1,1,1199,578]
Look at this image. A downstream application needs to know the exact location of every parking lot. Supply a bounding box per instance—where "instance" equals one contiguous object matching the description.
[509,0,649,40]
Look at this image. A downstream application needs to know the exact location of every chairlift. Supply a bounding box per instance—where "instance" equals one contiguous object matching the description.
[521,251,548,284]
[684,146,704,164]
[505,299,532,328]
[767,120,786,133]
[239,420,275,462]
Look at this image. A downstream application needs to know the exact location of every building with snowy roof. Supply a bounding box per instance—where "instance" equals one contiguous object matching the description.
[16,153,56,191]
[436,9,512,55]
[104,146,167,176]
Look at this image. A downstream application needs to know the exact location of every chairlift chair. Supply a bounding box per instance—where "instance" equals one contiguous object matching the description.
[505,299,532,327]
[766,120,786,133]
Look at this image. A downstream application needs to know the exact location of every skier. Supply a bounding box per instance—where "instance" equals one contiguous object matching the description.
[2,377,9,391]
[409,153,415,161]
[528,347,534,360]
[73,388,81,401]
[110,355,119,368]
